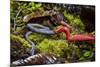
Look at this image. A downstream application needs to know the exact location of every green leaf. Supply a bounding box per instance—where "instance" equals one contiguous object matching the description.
[79,57,85,61]
[35,4,42,8]
[84,51,92,57]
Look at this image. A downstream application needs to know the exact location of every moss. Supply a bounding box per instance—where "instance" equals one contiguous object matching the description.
[11,34,32,48]
[63,10,85,34]
[28,33,47,44]
[37,39,68,57]
[36,39,83,62]
[11,34,32,61]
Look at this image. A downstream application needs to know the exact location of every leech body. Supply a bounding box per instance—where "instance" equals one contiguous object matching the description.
[25,31,36,55]
[55,26,95,44]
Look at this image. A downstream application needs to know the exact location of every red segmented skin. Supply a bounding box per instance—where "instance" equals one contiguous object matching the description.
[56,26,95,44]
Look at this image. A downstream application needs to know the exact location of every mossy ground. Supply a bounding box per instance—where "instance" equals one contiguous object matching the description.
[10,0,95,64]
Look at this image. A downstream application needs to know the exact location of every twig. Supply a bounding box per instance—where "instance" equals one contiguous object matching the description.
[13,9,23,32]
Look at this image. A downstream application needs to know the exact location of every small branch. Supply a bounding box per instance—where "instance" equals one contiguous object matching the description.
[13,9,23,32]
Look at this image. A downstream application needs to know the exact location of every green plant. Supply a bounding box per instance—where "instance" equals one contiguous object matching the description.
[63,10,85,34]
[37,39,68,57]
[79,50,94,61]
[11,34,32,48]
[37,39,82,62]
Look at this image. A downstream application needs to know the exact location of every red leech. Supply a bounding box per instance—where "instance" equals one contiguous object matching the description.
[56,26,95,44]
